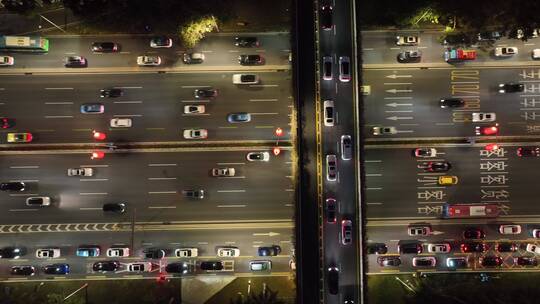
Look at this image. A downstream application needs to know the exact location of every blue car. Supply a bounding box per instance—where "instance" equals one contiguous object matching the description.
[80,103,104,114]
[76,247,100,257]
[44,263,70,275]
[227,112,251,123]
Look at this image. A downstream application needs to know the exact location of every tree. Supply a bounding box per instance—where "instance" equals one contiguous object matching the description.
[179,15,218,49]
[1,0,36,14]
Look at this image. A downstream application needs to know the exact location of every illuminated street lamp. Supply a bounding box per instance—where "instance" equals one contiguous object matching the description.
[273,147,281,156]
[275,127,283,137]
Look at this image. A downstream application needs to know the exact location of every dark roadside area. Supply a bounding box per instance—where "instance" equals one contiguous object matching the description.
[0,0,290,35]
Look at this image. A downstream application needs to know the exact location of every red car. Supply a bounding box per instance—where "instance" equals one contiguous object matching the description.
[480,256,503,267]
[475,124,499,136]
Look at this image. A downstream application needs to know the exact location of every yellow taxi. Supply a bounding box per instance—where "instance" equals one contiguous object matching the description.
[438,175,458,186]
[7,132,32,143]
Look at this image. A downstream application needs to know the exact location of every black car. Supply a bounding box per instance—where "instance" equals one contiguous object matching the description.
[165,262,189,274]
[327,266,339,295]
[517,146,540,157]
[419,161,451,172]
[182,189,204,199]
[238,54,264,65]
[325,198,336,223]
[200,261,223,271]
[460,242,487,253]
[377,256,401,267]
[150,36,172,48]
[439,98,464,108]
[0,247,24,259]
[91,42,119,52]
[144,248,166,259]
[367,243,388,254]
[496,243,518,252]
[397,50,422,63]
[478,31,501,41]
[320,5,333,30]
[0,181,25,192]
[234,37,259,47]
[1,117,15,129]
[194,89,218,99]
[100,88,123,98]
[499,83,524,93]
[515,256,537,266]
[93,261,120,272]
[398,243,422,254]
[443,32,473,45]
[463,227,485,239]
[11,265,35,276]
[258,245,282,256]
[64,56,87,68]
[481,256,503,267]
[43,263,70,275]
[102,203,126,213]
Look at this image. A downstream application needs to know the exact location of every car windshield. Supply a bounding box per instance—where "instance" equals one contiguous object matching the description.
[242,75,255,82]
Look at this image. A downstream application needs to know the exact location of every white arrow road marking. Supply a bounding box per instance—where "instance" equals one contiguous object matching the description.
[386,89,412,94]
[386,102,413,107]
[387,116,413,120]
[386,74,413,79]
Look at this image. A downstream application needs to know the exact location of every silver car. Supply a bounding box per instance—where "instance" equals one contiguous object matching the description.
[326,154,337,181]
[372,126,397,136]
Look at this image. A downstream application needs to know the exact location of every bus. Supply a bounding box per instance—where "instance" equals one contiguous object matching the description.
[0,36,49,53]
[442,203,500,218]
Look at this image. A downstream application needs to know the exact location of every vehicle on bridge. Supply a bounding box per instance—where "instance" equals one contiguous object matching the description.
[442,203,500,218]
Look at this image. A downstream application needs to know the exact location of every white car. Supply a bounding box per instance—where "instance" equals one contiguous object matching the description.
[246,151,270,162]
[35,248,61,259]
[106,247,130,257]
[183,105,206,114]
[127,262,153,272]
[396,35,419,46]
[533,229,540,238]
[174,248,198,257]
[427,243,451,253]
[533,49,540,59]
[67,167,93,176]
[137,56,162,66]
[526,243,540,255]
[407,225,432,236]
[212,167,236,177]
[232,74,259,85]
[372,126,397,136]
[494,47,518,57]
[499,224,521,235]
[183,129,208,139]
[217,247,240,257]
[0,56,14,66]
[472,112,496,122]
[414,148,437,158]
[110,118,132,128]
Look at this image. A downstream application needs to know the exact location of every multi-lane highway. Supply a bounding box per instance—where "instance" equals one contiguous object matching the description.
[363,28,540,283]
[0,31,297,288]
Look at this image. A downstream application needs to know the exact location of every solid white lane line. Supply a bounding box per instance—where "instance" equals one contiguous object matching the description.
[250,112,278,115]
[79,192,108,195]
[113,114,142,117]
[113,101,143,104]
[218,176,245,179]
[148,163,177,167]
[249,84,278,87]
[181,100,210,103]
[148,206,176,209]
[217,190,246,193]
[217,205,246,208]
[45,116,73,118]
[9,166,39,169]
[115,86,142,89]
[148,177,177,180]
[79,179,108,182]
[181,85,210,88]
[148,191,177,194]
[9,193,38,196]
[12,180,39,182]
[249,99,278,102]
[44,87,74,90]
[9,209,38,212]
[81,165,109,167]
[79,207,102,210]
[45,102,74,105]
[217,162,245,165]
